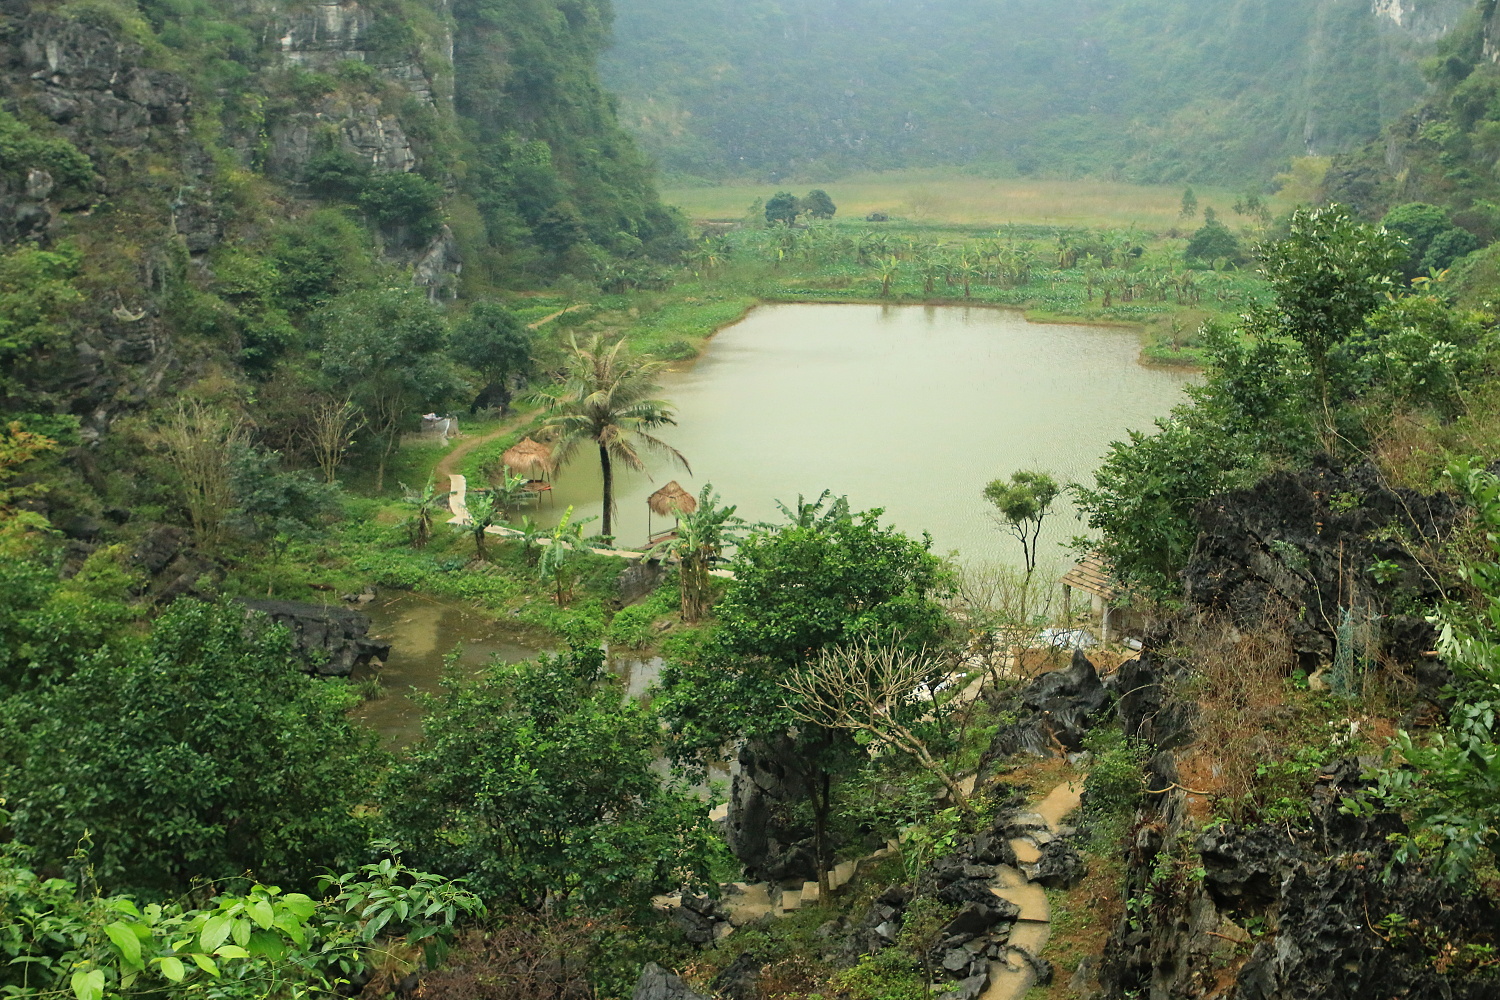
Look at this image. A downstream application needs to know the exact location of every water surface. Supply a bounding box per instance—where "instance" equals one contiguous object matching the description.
[530,304,1194,574]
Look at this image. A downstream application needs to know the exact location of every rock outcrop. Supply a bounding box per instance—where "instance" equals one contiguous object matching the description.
[983,650,1112,763]
[631,963,709,1000]
[1182,457,1461,668]
[1094,639,1500,1000]
[240,599,390,676]
[726,736,819,882]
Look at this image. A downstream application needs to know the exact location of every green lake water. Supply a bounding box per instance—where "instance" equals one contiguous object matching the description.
[527,303,1196,575]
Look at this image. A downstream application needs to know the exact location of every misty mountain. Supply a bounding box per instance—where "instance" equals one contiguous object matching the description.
[601,0,1470,184]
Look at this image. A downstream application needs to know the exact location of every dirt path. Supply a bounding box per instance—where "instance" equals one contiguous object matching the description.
[427,305,583,484]
[432,415,525,484]
[526,303,587,330]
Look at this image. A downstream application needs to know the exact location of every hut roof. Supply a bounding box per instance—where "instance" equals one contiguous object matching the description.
[1060,552,1120,602]
[502,438,553,478]
[647,481,697,518]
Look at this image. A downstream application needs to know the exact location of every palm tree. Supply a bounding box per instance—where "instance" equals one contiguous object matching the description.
[533,334,689,541]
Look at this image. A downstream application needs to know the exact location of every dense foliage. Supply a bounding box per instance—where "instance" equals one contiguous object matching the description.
[384,647,722,912]
[0,577,382,895]
[1075,204,1496,594]
[602,0,1462,184]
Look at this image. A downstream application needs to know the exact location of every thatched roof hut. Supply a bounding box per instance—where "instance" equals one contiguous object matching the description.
[502,438,553,480]
[647,481,697,518]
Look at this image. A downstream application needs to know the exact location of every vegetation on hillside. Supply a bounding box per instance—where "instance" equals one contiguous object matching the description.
[603,0,1463,184]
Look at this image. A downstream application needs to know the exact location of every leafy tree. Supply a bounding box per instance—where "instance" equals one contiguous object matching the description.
[657,495,949,885]
[0,556,133,694]
[1183,219,1244,267]
[383,647,720,911]
[982,469,1059,579]
[0,597,383,894]
[1179,187,1197,219]
[450,301,533,414]
[317,287,456,493]
[0,853,481,1000]
[765,191,801,226]
[802,189,837,219]
[230,446,342,594]
[532,334,688,540]
[1258,205,1405,392]
[1422,226,1480,275]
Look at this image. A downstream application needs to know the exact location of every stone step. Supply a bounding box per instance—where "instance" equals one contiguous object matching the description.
[800,880,820,905]
[723,882,773,927]
[776,886,802,914]
[831,860,858,889]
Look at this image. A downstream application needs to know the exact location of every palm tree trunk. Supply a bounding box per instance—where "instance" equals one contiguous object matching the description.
[599,443,614,540]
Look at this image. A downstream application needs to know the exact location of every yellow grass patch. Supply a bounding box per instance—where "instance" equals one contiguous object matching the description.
[664,171,1299,231]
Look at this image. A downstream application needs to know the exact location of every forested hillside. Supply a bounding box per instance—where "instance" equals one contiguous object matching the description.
[601,0,1467,184]
[0,0,680,456]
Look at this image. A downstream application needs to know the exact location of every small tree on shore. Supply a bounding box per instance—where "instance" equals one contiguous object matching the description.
[983,470,1059,579]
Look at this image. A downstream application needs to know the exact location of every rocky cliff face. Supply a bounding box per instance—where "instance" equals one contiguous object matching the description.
[1094,656,1500,1000]
[0,0,675,458]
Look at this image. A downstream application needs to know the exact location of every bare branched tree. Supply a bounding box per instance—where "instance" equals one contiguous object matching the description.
[148,400,246,550]
[304,395,364,484]
[780,639,969,807]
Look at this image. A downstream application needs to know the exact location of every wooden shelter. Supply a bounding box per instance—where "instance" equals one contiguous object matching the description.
[1060,552,1123,643]
[646,481,696,541]
[501,438,554,506]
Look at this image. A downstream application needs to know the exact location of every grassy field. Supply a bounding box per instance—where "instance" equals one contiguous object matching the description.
[663,171,1302,231]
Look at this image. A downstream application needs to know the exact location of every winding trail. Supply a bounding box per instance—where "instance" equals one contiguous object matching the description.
[526,303,587,330]
[432,416,524,484]
[981,778,1084,1000]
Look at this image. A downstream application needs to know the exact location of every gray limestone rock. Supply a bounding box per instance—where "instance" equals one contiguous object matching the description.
[631,963,709,1000]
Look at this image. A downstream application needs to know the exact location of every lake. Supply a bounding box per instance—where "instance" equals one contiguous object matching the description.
[528,303,1195,576]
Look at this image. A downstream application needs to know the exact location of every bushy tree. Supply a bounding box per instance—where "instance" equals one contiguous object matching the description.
[317,287,457,492]
[383,647,720,912]
[0,596,383,894]
[450,301,532,414]
[1183,219,1244,267]
[802,189,837,220]
[765,191,801,226]
[1381,202,1456,279]
[656,495,950,884]
[230,446,343,594]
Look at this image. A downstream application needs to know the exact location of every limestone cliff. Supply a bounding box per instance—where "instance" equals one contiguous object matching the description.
[0,0,676,443]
